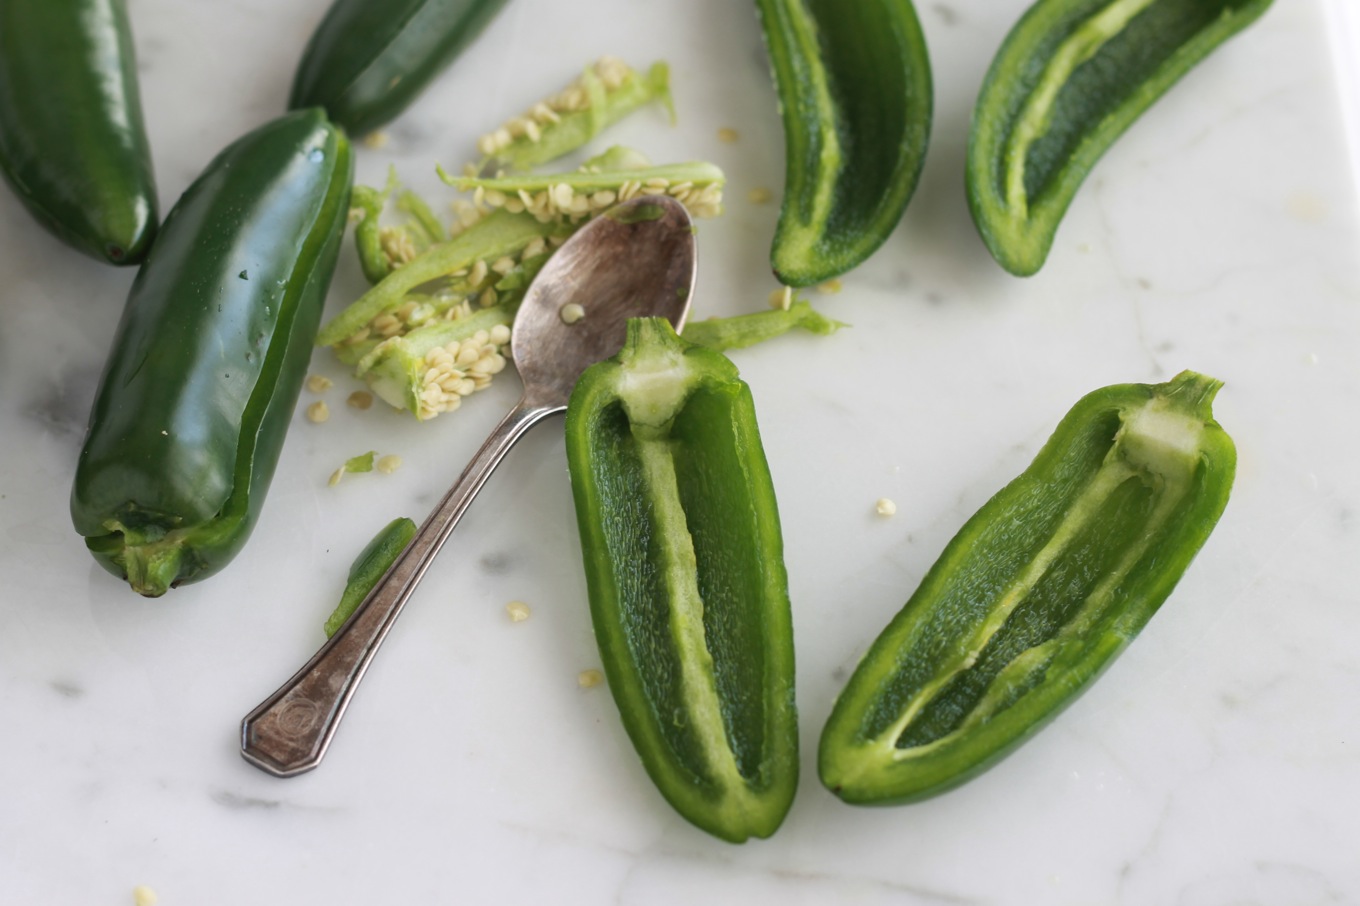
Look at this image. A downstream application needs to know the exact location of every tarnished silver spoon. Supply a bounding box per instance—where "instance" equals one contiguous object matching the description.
[241,195,697,777]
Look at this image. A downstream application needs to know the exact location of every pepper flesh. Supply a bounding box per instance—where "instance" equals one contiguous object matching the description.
[0,0,157,264]
[819,371,1236,803]
[755,0,932,286]
[565,319,798,843]
[290,0,512,137]
[966,0,1274,276]
[70,109,354,596]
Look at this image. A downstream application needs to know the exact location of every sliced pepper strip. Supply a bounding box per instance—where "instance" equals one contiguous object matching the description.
[755,0,932,286]
[681,300,845,352]
[819,371,1236,803]
[966,0,1274,275]
[565,319,798,843]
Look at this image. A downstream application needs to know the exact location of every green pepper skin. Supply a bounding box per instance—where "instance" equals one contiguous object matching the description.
[71,109,353,597]
[820,372,1235,804]
[290,0,512,137]
[565,319,798,843]
[0,0,157,265]
[755,0,932,287]
[966,0,1274,276]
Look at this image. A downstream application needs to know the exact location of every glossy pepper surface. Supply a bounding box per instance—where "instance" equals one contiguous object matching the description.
[966,0,1273,276]
[290,0,512,137]
[820,371,1236,804]
[755,0,932,286]
[0,0,157,264]
[71,109,354,597]
[565,319,798,843]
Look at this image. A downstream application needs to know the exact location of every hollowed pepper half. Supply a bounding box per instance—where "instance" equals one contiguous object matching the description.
[71,109,353,596]
[0,0,157,265]
[565,319,798,843]
[290,0,512,137]
[966,0,1274,276]
[755,0,932,287]
[820,371,1235,804]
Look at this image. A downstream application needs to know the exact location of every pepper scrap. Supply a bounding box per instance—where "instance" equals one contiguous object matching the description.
[0,0,157,265]
[565,318,798,843]
[966,0,1274,276]
[290,0,512,137]
[472,58,673,172]
[819,371,1236,804]
[681,300,845,352]
[324,517,418,637]
[754,0,932,287]
[71,109,353,596]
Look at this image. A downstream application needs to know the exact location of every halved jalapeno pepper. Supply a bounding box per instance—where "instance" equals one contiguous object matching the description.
[820,371,1236,803]
[966,0,1274,275]
[565,318,798,842]
[755,0,933,286]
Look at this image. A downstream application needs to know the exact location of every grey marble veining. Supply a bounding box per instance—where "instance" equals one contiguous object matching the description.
[2,0,1360,902]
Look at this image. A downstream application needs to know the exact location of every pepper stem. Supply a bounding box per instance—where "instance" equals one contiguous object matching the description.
[119,539,187,598]
[1161,370,1224,419]
[615,318,697,434]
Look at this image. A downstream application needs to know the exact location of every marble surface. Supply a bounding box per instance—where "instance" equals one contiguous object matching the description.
[2,0,1358,902]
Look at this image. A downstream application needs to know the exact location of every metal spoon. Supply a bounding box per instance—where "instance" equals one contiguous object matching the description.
[240,195,697,777]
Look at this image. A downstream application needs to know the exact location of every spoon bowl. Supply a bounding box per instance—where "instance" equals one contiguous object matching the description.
[513,196,695,406]
[241,195,697,777]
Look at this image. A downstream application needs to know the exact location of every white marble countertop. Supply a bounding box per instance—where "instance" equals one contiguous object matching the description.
[3,0,1358,902]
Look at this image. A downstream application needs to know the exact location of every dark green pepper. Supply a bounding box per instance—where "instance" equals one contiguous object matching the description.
[565,319,798,843]
[0,0,157,264]
[755,0,932,286]
[966,0,1274,276]
[70,109,353,597]
[290,0,512,137]
[820,371,1235,804]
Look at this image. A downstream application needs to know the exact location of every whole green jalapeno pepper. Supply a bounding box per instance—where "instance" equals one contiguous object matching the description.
[70,109,353,597]
[0,0,157,265]
[755,0,932,287]
[819,371,1235,804]
[290,0,512,137]
[966,0,1274,276]
[565,318,798,843]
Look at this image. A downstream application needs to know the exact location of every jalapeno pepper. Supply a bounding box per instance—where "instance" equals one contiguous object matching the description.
[565,318,798,843]
[966,0,1274,276]
[70,109,353,597]
[0,0,157,265]
[819,371,1235,804]
[290,0,512,137]
[755,0,932,287]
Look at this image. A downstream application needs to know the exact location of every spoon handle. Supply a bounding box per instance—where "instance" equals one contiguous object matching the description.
[240,398,561,777]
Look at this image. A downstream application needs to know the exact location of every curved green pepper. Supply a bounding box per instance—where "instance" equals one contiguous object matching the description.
[0,0,157,265]
[70,109,353,597]
[565,319,798,843]
[966,0,1274,276]
[755,0,932,287]
[290,0,512,137]
[820,371,1235,804]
